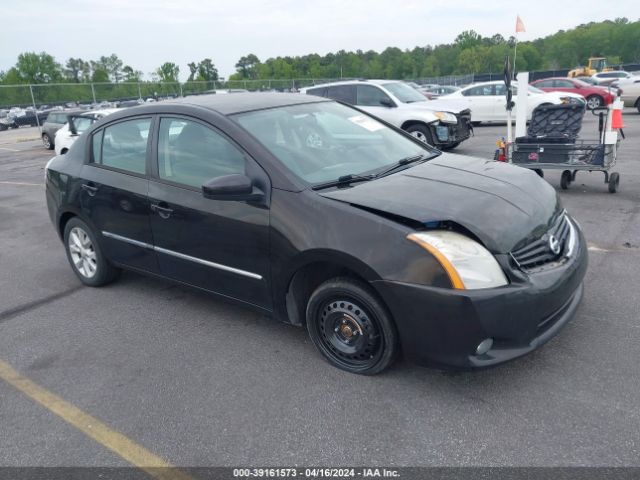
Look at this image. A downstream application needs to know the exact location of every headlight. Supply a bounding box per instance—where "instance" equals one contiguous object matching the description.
[407,231,508,289]
[433,111,457,124]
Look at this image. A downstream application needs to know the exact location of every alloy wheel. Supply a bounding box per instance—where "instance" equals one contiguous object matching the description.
[68,227,98,278]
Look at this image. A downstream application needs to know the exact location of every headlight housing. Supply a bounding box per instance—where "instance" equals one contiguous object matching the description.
[433,111,458,124]
[407,231,508,289]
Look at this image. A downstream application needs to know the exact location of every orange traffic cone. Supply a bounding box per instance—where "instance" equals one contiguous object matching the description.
[612,107,625,129]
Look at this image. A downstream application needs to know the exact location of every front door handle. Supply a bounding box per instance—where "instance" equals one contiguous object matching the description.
[81,183,99,196]
[151,203,173,219]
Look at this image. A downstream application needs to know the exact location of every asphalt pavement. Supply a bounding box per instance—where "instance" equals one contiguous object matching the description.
[0,111,639,469]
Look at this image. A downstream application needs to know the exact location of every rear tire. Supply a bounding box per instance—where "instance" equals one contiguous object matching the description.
[63,217,120,287]
[608,172,620,193]
[306,277,398,375]
[560,170,572,190]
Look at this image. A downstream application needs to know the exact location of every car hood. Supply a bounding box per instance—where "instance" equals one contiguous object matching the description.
[319,154,561,253]
[410,98,470,114]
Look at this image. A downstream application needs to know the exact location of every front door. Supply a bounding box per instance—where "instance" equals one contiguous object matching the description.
[79,116,157,273]
[148,116,271,309]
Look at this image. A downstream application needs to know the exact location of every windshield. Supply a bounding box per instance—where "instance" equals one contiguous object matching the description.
[234,101,436,185]
[381,82,427,103]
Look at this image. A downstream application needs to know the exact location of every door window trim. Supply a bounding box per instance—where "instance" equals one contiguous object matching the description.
[86,115,156,179]
[149,113,263,193]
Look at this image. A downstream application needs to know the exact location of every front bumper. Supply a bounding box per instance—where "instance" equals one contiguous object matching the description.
[429,113,472,148]
[372,222,588,368]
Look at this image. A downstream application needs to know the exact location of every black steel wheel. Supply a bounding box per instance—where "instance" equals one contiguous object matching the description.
[306,278,398,375]
[42,133,53,150]
[560,170,572,190]
[608,172,620,193]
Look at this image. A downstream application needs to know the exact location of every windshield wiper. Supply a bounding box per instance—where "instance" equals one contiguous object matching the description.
[373,153,431,179]
[312,173,375,191]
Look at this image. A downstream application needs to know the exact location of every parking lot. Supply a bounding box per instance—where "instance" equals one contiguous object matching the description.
[1,109,639,469]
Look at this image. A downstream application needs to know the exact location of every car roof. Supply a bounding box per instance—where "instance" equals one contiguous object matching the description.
[302,79,402,90]
[166,92,330,115]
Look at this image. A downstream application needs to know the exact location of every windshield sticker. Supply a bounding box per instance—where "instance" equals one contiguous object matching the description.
[348,115,384,132]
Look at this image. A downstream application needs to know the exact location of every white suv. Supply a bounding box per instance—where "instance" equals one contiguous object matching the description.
[301,80,472,150]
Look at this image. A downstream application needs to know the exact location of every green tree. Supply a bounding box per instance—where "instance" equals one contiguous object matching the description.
[156,62,180,82]
[235,54,260,79]
[64,58,90,82]
[14,52,62,83]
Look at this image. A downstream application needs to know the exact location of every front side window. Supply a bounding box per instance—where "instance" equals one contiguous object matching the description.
[234,101,437,185]
[93,118,150,174]
[157,118,246,189]
[356,85,392,106]
[463,85,493,96]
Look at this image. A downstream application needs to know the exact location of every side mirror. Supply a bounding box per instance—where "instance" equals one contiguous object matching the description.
[68,117,79,136]
[202,174,264,202]
[380,98,395,108]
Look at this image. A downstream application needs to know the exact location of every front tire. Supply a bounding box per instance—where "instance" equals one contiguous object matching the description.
[586,95,603,110]
[306,277,398,375]
[405,124,434,146]
[63,218,120,287]
[42,133,53,150]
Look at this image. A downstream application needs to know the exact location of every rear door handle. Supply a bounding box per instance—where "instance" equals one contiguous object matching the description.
[150,203,173,219]
[81,183,99,196]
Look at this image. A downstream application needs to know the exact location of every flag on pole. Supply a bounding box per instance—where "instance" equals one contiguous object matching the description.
[515,15,526,33]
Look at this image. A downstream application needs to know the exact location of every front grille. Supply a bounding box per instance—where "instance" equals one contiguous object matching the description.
[511,213,571,271]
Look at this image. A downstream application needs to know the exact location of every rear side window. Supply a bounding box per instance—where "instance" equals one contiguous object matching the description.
[535,80,553,88]
[554,80,574,88]
[157,117,246,188]
[326,85,356,104]
[306,87,326,97]
[91,118,151,175]
[463,85,493,96]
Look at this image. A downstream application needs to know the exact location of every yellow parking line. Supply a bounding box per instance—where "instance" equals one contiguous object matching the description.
[0,181,42,186]
[0,359,192,480]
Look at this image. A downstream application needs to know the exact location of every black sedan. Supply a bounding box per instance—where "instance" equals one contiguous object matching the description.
[45,93,587,374]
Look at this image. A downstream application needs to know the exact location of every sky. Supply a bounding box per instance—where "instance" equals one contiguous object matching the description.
[1,0,638,81]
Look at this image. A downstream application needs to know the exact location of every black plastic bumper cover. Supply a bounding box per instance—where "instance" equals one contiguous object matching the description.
[373,228,588,368]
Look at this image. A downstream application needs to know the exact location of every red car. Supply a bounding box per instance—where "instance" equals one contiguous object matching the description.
[530,77,616,110]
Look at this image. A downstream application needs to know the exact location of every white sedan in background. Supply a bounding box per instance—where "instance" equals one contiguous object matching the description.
[55,109,119,155]
[441,81,584,124]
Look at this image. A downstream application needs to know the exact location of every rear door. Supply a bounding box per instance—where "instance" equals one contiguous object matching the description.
[79,116,158,273]
[147,116,271,309]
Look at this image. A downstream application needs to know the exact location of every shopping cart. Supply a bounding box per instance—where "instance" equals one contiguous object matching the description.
[510,105,622,193]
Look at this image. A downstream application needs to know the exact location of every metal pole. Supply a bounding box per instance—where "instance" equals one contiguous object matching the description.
[91,83,97,104]
[29,85,42,131]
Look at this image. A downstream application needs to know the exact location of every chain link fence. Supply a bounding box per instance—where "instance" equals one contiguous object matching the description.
[3,62,640,109]
[0,79,350,109]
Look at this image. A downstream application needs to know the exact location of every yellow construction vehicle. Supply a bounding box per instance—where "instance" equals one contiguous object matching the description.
[568,57,613,78]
